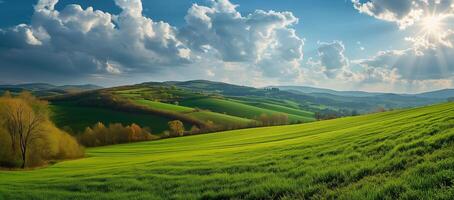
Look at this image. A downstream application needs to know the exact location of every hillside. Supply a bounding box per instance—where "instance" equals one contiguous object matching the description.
[152,80,445,113]
[1,102,453,199]
[47,82,317,133]
[275,85,384,97]
[0,83,102,97]
[43,80,453,134]
[414,89,454,99]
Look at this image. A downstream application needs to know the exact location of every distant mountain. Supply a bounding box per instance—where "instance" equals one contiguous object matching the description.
[275,85,454,100]
[0,83,102,96]
[413,89,454,99]
[274,86,386,97]
[139,80,444,113]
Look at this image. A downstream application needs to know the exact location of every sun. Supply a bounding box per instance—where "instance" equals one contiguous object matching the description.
[421,14,445,35]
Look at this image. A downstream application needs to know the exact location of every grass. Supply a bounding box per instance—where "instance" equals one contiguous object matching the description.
[181,97,312,122]
[50,103,172,134]
[1,102,454,199]
[248,102,314,119]
[187,111,255,127]
[134,99,194,113]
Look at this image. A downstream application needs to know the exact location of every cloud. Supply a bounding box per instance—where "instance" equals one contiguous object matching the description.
[0,0,305,84]
[0,0,190,82]
[349,0,454,91]
[315,41,349,78]
[357,30,454,80]
[305,37,453,92]
[179,0,304,80]
[352,0,454,29]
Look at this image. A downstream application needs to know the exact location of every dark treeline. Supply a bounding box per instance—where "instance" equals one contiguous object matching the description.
[0,92,84,169]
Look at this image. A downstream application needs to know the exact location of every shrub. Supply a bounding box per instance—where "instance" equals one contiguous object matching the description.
[168,120,185,136]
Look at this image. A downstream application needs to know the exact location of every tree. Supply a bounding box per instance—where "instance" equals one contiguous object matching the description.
[1,96,47,168]
[0,92,84,168]
[168,120,185,136]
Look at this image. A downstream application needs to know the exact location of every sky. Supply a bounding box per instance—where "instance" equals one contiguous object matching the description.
[0,0,453,93]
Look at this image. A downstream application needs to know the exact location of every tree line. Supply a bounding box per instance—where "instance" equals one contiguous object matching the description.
[78,122,159,147]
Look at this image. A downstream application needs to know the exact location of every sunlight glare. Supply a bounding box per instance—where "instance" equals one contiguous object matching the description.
[421,15,444,35]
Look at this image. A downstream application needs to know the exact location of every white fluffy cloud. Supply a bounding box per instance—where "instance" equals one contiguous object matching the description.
[358,31,454,80]
[348,0,454,91]
[316,41,349,78]
[0,0,191,80]
[179,0,304,80]
[0,0,305,83]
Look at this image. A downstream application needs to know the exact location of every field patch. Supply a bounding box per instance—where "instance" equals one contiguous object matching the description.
[181,97,311,122]
[50,103,172,134]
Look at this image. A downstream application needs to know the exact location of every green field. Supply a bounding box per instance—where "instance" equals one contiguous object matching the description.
[187,111,254,127]
[181,97,312,122]
[249,102,314,119]
[134,99,194,113]
[50,103,172,134]
[2,102,454,199]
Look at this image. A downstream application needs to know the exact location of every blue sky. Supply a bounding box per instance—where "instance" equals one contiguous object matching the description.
[0,0,453,93]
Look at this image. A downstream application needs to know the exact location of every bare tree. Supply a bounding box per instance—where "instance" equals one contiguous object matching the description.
[2,99,46,168]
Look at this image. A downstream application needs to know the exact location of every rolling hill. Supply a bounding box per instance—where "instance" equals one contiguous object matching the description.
[46,82,318,134]
[156,80,445,113]
[1,102,453,199]
[5,80,450,135]
[0,83,102,97]
[50,102,175,134]
[274,85,384,97]
[413,89,454,99]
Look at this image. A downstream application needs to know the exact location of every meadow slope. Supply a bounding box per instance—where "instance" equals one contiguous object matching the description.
[1,103,454,199]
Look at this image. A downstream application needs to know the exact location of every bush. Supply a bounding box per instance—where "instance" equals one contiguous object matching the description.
[168,120,185,136]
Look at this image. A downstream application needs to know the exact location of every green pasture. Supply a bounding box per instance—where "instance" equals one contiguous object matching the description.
[1,102,454,199]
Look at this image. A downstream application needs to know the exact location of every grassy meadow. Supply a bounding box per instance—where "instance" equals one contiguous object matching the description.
[1,102,453,199]
[180,97,312,123]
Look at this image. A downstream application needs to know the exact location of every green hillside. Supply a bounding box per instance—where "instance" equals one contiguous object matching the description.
[134,99,194,113]
[186,111,254,127]
[181,97,312,123]
[50,102,174,134]
[110,86,315,127]
[2,102,454,199]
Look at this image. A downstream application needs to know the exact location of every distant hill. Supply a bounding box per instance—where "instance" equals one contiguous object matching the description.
[151,80,443,112]
[0,83,102,96]
[275,85,454,100]
[274,85,385,97]
[413,89,454,99]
